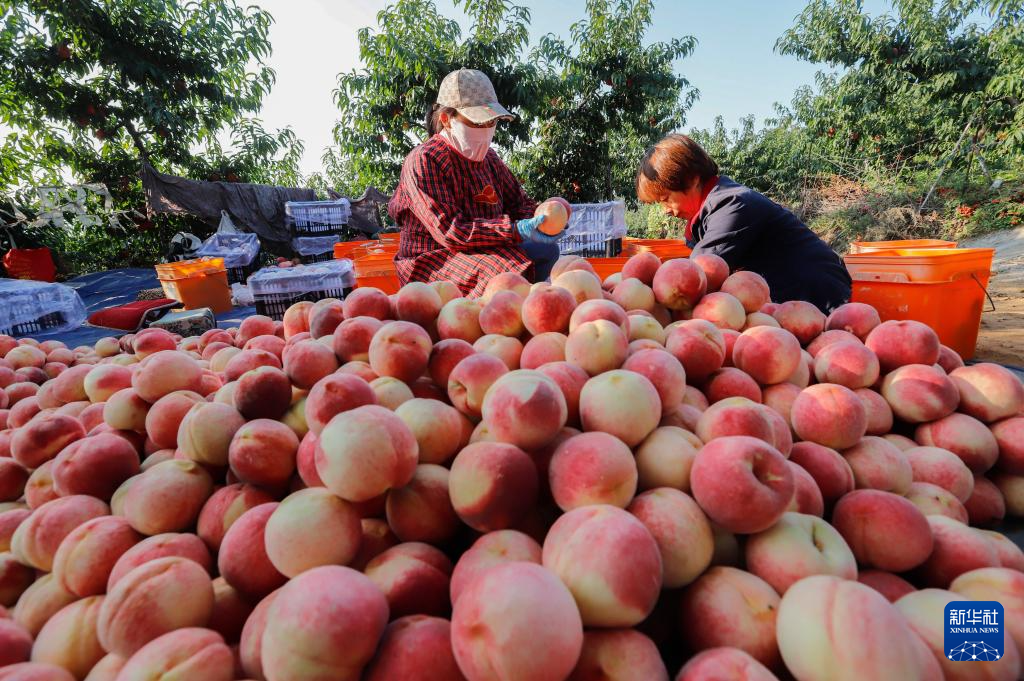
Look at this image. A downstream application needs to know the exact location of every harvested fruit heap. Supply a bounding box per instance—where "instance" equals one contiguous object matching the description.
[1,251,1024,681]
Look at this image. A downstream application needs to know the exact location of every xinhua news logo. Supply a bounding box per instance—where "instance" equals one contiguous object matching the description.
[944,601,1005,662]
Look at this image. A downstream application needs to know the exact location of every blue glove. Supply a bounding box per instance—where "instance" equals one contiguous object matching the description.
[516,215,560,244]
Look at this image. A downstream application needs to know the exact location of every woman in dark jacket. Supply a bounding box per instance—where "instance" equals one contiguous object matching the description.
[636,134,851,312]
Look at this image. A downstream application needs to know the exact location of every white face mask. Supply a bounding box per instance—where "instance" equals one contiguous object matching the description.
[442,117,495,162]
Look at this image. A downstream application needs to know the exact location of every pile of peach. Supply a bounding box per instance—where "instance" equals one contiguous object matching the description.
[1,251,1024,681]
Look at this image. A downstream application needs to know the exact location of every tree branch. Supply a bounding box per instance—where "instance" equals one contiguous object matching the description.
[120,118,149,165]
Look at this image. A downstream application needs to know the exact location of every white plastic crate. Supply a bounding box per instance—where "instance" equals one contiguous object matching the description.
[559,201,627,257]
[285,199,351,236]
[292,235,341,264]
[197,233,260,269]
[197,233,261,284]
[0,278,88,337]
[248,259,355,320]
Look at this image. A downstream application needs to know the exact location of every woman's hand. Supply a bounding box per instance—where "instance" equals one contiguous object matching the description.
[517,215,560,244]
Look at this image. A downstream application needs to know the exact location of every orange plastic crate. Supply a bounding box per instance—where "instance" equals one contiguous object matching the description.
[333,240,374,260]
[156,258,232,313]
[586,257,629,284]
[624,239,692,260]
[354,250,401,294]
[849,239,957,254]
[356,273,401,295]
[155,257,225,279]
[844,248,994,359]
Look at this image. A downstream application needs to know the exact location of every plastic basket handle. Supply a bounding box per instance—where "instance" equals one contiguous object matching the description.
[849,271,911,283]
[971,273,997,313]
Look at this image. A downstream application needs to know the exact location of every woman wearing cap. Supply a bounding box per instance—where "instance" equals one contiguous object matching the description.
[636,134,852,312]
[389,68,565,298]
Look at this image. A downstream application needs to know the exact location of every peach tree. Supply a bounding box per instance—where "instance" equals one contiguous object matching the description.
[0,0,302,197]
[776,0,1024,167]
[327,0,697,205]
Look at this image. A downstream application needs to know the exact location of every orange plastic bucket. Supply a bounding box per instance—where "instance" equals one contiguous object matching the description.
[586,257,628,284]
[849,239,957,254]
[155,258,232,313]
[844,248,994,284]
[844,248,994,359]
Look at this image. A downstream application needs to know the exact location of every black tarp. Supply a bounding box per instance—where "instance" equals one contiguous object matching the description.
[141,164,316,242]
[142,165,393,242]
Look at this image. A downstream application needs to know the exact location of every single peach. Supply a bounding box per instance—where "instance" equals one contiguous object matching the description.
[676,647,779,681]
[481,370,568,450]
[568,628,669,681]
[482,272,532,303]
[791,383,867,450]
[788,442,854,507]
[950,363,1024,423]
[776,576,941,680]
[368,320,433,384]
[882,363,960,423]
[437,298,483,343]
[831,489,934,572]
[51,515,141,597]
[732,326,802,386]
[10,495,109,571]
[363,615,465,681]
[772,300,826,346]
[865,319,941,373]
[116,459,213,536]
[696,397,774,445]
[97,556,214,656]
[107,532,212,590]
[579,370,661,447]
[177,401,246,467]
[261,566,388,681]
[449,441,538,532]
[522,284,577,335]
[228,419,299,487]
[665,319,726,383]
[113,627,233,681]
[857,569,917,602]
[703,367,762,404]
[678,566,782,668]
[30,595,106,678]
[316,405,418,502]
[543,504,662,627]
[652,259,707,312]
[843,436,913,494]
[904,481,969,523]
[131,350,203,403]
[264,488,361,578]
[693,292,746,331]
[451,561,583,681]
[825,302,881,340]
[447,353,508,421]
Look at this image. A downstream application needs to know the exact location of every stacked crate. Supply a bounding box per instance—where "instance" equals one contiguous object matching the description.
[285,199,352,264]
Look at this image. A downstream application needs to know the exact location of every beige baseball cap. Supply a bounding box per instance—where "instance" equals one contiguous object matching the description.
[436,69,515,125]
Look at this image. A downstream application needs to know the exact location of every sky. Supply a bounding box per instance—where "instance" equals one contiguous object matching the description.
[252,0,862,177]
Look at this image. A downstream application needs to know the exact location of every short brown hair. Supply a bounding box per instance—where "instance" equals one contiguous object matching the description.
[636,134,719,203]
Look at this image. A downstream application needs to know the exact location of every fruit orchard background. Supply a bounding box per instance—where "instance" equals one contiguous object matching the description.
[1,0,1022,277]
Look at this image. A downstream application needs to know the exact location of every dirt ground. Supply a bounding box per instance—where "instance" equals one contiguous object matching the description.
[965,227,1024,366]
